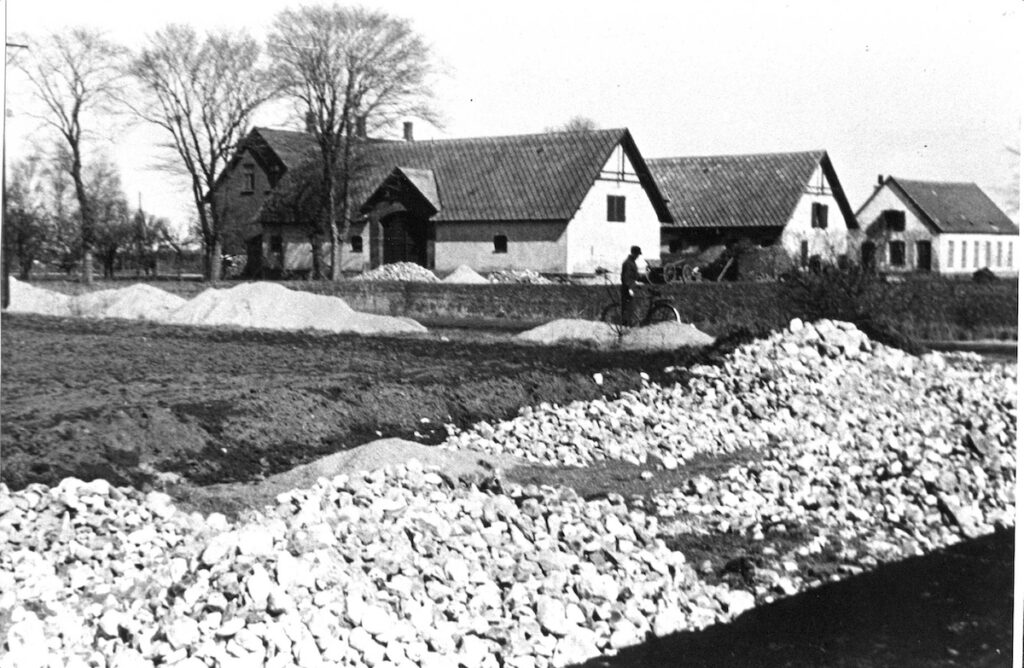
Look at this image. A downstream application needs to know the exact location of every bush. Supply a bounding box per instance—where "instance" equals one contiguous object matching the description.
[973,267,998,283]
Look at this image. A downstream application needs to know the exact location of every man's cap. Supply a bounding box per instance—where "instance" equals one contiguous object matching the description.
[630,246,642,255]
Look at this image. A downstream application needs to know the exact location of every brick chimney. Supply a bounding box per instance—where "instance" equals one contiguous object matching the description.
[877,174,885,186]
[403,121,414,142]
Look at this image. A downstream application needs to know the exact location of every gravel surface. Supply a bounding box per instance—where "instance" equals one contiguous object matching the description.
[0,318,1014,668]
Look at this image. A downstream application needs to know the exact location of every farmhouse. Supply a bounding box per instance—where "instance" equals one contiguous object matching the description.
[212,125,672,276]
[648,151,858,266]
[855,176,1019,275]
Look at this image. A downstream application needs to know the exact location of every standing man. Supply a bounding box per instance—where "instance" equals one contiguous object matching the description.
[620,245,642,325]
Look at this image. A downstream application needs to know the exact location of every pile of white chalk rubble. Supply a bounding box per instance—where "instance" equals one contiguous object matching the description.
[1,319,1015,668]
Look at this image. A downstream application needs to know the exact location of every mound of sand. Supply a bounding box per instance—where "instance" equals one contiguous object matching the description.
[516,318,714,350]
[619,321,715,350]
[5,278,72,316]
[442,264,488,284]
[70,284,187,321]
[163,282,426,334]
[516,318,619,347]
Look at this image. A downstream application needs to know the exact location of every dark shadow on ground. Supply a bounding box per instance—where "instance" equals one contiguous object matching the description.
[572,528,1013,668]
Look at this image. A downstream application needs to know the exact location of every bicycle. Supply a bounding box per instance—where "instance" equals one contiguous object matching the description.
[598,280,681,327]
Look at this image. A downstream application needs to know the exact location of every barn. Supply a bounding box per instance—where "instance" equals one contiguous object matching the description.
[212,125,671,277]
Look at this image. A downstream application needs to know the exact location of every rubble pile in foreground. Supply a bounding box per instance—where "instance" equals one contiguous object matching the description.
[1,319,1015,668]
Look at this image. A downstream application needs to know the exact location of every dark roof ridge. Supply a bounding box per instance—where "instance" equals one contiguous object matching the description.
[889,176,981,187]
[648,149,826,162]
[255,125,627,145]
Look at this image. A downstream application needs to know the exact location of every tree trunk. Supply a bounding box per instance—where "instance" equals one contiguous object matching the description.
[310,233,323,280]
[69,143,95,286]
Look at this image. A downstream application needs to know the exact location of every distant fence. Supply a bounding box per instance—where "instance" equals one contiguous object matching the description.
[30,276,1018,340]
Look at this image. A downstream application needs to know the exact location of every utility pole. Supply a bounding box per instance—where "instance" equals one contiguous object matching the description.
[2,1,29,309]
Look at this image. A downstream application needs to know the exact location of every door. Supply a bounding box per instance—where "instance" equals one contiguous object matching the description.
[381,213,432,267]
[916,241,932,271]
[861,241,876,270]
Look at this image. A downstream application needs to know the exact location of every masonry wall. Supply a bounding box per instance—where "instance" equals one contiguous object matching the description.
[212,148,275,253]
[435,221,568,274]
[857,186,937,272]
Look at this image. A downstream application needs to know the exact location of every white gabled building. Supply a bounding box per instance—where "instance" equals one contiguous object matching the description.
[213,126,671,277]
[855,177,1019,275]
[648,150,859,266]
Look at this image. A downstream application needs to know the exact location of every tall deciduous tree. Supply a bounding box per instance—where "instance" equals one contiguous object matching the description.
[129,25,277,281]
[11,29,128,285]
[269,4,438,280]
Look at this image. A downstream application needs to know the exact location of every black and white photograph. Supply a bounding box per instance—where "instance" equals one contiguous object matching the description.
[1,1,1019,666]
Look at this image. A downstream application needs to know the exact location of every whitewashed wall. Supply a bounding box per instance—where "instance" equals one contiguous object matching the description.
[778,164,854,261]
[937,233,1018,274]
[565,144,662,274]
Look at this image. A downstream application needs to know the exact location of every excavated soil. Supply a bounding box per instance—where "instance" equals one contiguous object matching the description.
[0,313,718,493]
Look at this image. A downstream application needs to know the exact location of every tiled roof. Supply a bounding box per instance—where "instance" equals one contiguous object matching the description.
[248,127,670,223]
[254,128,319,171]
[887,178,1017,235]
[649,151,834,229]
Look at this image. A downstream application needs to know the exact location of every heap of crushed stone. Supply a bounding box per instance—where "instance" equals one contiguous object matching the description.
[352,262,440,283]
[487,269,552,284]
[441,264,488,284]
[5,278,72,317]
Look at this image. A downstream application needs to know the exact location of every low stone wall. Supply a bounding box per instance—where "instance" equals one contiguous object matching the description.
[26,276,1019,339]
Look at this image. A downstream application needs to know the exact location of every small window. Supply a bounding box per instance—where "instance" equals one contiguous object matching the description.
[350,235,363,253]
[996,242,1002,267]
[883,210,905,232]
[242,165,256,193]
[973,241,980,268]
[607,195,626,222]
[800,240,809,267]
[947,241,955,268]
[985,241,992,267]
[961,241,968,268]
[889,240,905,267]
[811,202,828,229]
[269,234,283,255]
[493,234,508,254]
[1008,241,1014,267]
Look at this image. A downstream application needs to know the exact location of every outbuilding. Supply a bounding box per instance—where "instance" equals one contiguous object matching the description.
[855,177,1019,275]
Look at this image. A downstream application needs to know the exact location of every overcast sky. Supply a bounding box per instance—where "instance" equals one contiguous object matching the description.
[4,0,1021,233]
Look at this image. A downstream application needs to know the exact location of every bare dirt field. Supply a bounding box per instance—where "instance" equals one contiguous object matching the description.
[0,313,712,492]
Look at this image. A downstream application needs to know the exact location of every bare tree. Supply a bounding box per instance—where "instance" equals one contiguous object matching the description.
[546,115,600,133]
[128,25,278,281]
[11,29,128,285]
[269,4,438,280]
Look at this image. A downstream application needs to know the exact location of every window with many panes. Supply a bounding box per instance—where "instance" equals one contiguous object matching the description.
[947,241,955,268]
[607,195,626,222]
[974,241,980,267]
[961,241,968,268]
[493,234,508,254]
[811,203,829,229]
[985,241,992,267]
[996,242,1003,267]
[889,240,906,266]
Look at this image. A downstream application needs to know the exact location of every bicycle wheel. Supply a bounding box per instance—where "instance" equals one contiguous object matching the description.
[647,302,680,325]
